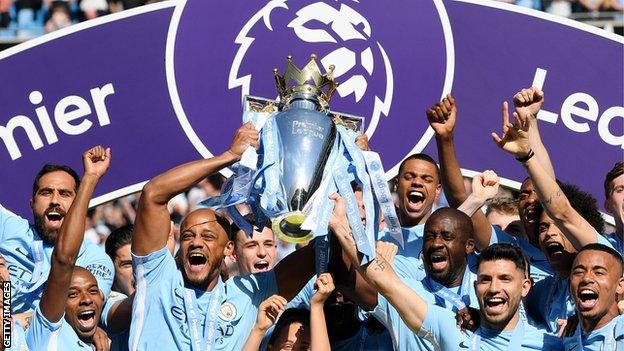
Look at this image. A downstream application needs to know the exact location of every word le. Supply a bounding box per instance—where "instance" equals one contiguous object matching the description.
[2,281,10,348]
[532,68,623,149]
[1,83,115,160]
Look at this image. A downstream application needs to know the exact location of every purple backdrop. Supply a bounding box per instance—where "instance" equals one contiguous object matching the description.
[0,0,622,220]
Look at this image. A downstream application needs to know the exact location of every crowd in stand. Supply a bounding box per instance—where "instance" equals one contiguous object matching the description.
[0,0,622,37]
[0,86,622,351]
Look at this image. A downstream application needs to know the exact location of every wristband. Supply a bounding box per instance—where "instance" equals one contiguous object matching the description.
[515,149,534,163]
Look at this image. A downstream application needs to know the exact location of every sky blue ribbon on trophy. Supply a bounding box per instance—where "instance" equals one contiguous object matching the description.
[333,157,374,262]
[257,115,288,219]
[363,151,403,249]
[337,126,377,254]
[301,137,342,236]
[422,266,472,311]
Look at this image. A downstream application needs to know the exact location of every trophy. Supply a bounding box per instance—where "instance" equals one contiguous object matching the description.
[202,54,400,263]
[246,54,364,243]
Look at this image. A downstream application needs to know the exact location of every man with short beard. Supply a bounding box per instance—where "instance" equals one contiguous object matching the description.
[0,163,114,314]
[128,123,323,351]
[26,146,110,350]
[564,244,624,350]
[330,190,562,350]
[371,207,479,350]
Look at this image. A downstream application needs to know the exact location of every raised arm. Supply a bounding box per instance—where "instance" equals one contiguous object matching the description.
[512,87,555,179]
[309,273,334,351]
[458,171,501,250]
[491,105,598,249]
[132,123,259,256]
[328,193,430,332]
[40,146,110,323]
[242,295,287,351]
[426,95,496,250]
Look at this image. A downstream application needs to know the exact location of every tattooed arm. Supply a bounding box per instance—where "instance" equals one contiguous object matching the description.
[522,156,600,249]
[491,103,600,249]
[329,193,430,333]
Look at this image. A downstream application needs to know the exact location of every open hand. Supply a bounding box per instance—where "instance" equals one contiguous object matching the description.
[491,101,531,158]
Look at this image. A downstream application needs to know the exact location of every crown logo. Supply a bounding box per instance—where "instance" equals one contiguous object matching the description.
[273,54,339,110]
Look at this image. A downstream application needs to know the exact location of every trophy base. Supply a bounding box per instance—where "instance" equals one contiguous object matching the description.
[272,211,314,244]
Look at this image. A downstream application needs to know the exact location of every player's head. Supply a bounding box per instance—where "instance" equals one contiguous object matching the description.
[31,164,80,244]
[105,224,135,295]
[486,197,521,233]
[475,244,531,330]
[396,154,441,226]
[231,215,277,275]
[178,208,233,290]
[267,308,311,351]
[518,178,539,238]
[604,162,624,228]
[536,211,576,275]
[570,244,624,330]
[65,267,103,342]
[423,208,474,286]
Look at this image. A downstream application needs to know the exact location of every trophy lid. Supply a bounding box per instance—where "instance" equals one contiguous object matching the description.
[273,54,339,111]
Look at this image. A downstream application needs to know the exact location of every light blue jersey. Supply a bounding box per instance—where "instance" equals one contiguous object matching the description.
[0,204,114,313]
[526,275,575,334]
[102,292,129,351]
[25,305,94,351]
[373,267,478,351]
[6,321,28,351]
[420,305,563,350]
[379,224,424,258]
[563,315,624,351]
[129,245,278,351]
[489,226,553,283]
[606,232,623,255]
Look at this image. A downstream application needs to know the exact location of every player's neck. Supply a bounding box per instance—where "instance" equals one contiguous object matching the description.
[399,211,429,228]
[439,263,466,288]
[581,307,619,333]
[203,272,222,292]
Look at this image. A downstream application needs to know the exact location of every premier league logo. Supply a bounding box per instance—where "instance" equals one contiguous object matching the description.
[228,0,394,139]
[168,0,453,174]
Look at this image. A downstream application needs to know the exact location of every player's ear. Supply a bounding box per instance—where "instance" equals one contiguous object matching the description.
[224,240,234,257]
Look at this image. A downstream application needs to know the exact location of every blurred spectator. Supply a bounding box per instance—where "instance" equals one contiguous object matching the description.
[543,0,573,17]
[0,0,13,27]
[79,0,109,20]
[187,173,226,211]
[44,1,70,32]
[575,0,607,11]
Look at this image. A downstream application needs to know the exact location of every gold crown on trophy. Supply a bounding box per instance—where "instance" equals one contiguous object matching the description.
[273,54,339,110]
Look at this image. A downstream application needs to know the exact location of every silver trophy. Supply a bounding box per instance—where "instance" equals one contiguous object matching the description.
[245,54,364,243]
